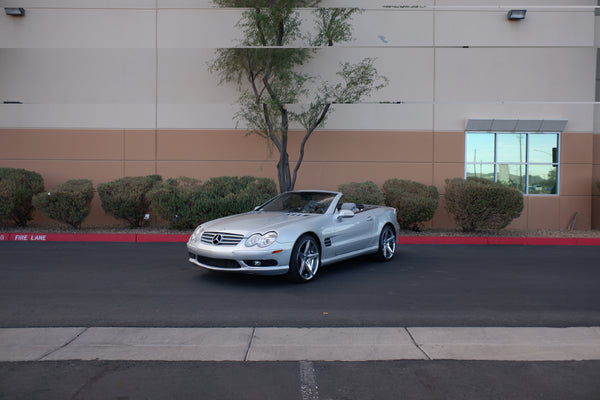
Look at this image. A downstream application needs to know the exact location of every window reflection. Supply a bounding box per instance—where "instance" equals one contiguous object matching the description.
[466,164,494,181]
[465,133,494,163]
[465,132,559,195]
[529,134,558,164]
[528,165,557,194]
[497,134,526,163]
[497,164,526,193]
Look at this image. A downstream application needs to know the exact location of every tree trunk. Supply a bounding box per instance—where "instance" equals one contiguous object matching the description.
[277,150,292,193]
[277,107,292,193]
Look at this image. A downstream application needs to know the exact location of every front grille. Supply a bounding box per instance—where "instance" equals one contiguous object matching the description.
[201,231,244,246]
[191,254,240,269]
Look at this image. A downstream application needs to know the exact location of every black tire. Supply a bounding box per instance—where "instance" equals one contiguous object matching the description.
[375,225,396,261]
[287,234,321,283]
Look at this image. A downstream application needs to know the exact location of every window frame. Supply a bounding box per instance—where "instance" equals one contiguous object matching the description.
[464,131,560,196]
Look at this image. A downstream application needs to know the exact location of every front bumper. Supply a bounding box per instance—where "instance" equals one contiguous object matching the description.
[187,241,292,275]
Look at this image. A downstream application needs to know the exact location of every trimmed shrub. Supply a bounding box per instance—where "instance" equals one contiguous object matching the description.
[383,178,439,230]
[97,175,162,227]
[197,176,278,222]
[232,176,279,212]
[149,176,278,229]
[338,181,385,205]
[148,177,205,230]
[0,168,44,227]
[445,177,524,232]
[32,179,94,229]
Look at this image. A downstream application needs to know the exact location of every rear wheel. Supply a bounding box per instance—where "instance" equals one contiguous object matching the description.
[375,225,396,261]
[287,234,320,283]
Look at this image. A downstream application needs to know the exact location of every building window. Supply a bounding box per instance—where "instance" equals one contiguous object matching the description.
[465,132,559,195]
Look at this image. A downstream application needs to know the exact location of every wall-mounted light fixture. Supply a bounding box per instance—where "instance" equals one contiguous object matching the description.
[507,9,527,20]
[5,7,25,16]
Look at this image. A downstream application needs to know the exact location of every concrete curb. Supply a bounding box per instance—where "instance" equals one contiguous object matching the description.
[2,327,600,362]
[0,232,190,243]
[397,236,600,246]
[1,232,600,245]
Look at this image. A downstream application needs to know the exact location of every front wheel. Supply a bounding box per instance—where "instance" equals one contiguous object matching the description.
[375,225,396,261]
[287,234,321,283]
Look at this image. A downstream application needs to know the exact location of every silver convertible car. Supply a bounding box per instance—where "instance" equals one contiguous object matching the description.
[187,190,399,282]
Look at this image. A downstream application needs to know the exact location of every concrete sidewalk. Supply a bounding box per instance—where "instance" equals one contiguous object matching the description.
[2,327,600,362]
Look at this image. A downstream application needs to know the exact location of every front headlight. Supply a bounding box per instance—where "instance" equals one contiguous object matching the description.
[245,231,278,248]
[189,226,204,243]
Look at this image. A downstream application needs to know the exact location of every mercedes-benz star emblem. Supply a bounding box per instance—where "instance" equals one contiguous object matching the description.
[212,234,223,245]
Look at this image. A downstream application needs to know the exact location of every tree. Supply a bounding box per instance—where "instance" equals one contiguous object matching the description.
[209,1,387,192]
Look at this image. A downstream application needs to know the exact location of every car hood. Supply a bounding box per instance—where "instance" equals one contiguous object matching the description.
[201,211,320,235]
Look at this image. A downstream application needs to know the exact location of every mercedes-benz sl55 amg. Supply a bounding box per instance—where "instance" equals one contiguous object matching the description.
[187,190,399,282]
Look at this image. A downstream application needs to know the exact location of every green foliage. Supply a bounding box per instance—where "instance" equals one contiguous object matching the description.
[312,8,360,46]
[0,168,44,227]
[32,179,94,229]
[148,177,206,230]
[338,181,384,205]
[197,176,278,223]
[445,178,524,232]
[149,176,278,229]
[209,2,386,192]
[97,175,162,228]
[383,179,439,230]
[212,0,317,7]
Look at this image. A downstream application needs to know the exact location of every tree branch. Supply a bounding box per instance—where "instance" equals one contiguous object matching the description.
[291,103,330,189]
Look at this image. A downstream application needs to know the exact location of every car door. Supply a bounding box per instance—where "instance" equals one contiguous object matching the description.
[331,210,376,256]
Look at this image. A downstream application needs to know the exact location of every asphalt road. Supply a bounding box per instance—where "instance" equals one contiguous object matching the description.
[1,242,600,400]
[2,360,600,400]
[0,242,599,328]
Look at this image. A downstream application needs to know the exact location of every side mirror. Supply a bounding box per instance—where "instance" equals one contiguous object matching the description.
[337,209,355,219]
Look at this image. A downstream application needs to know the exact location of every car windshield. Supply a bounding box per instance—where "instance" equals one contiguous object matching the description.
[259,192,336,214]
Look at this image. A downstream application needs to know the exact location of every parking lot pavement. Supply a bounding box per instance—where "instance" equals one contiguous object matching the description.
[2,326,600,362]
[1,359,598,400]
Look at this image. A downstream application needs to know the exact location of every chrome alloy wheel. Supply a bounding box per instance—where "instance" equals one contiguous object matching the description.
[289,235,320,282]
[378,225,396,261]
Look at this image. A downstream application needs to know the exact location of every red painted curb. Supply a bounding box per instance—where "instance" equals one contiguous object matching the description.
[485,237,526,245]
[524,237,578,246]
[398,236,600,246]
[1,233,599,245]
[398,236,488,245]
[136,234,190,243]
[0,233,190,243]
[576,238,600,246]
[1,233,187,243]
[5,233,137,242]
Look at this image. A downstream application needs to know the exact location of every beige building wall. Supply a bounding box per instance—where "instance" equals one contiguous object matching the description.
[593,5,600,230]
[593,134,600,229]
[1,1,598,229]
[1,127,594,229]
